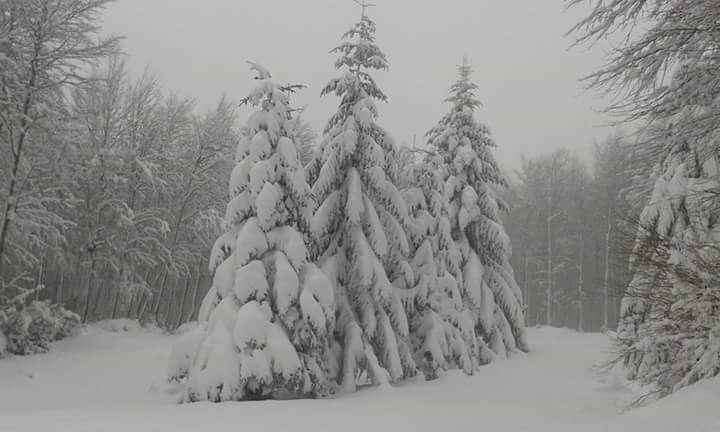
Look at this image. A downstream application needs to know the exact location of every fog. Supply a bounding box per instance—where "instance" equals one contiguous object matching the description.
[102,0,614,171]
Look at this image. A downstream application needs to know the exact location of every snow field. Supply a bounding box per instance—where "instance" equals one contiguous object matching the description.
[4,325,716,432]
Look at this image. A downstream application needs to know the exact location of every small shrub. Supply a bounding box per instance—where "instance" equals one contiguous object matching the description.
[50,303,81,340]
[0,300,81,356]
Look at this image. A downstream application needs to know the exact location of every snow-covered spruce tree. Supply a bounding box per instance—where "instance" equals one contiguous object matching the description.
[426,60,528,357]
[305,13,417,391]
[617,122,720,396]
[569,0,720,396]
[616,126,687,382]
[401,157,476,379]
[168,64,336,401]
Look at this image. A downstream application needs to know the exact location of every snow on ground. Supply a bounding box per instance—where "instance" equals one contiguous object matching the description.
[0,324,717,432]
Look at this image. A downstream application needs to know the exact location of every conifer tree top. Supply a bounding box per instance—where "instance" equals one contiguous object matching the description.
[446,58,481,113]
[331,15,388,75]
[322,12,388,131]
[426,58,503,188]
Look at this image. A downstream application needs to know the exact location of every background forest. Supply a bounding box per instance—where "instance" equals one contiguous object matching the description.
[505,135,637,332]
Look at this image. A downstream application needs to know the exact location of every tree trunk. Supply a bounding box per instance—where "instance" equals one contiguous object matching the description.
[36,256,44,300]
[90,264,107,319]
[110,276,122,320]
[174,275,192,329]
[186,260,204,322]
[546,208,553,326]
[129,268,151,318]
[57,268,65,304]
[603,206,612,331]
[577,259,584,333]
[0,45,40,279]
[137,292,150,323]
[0,155,22,278]
[128,291,139,319]
[523,253,530,321]
[152,270,170,320]
[82,259,97,323]
[138,270,165,322]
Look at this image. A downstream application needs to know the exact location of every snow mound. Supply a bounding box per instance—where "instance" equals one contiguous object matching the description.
[94,319,145,333]
[554,375,720,432]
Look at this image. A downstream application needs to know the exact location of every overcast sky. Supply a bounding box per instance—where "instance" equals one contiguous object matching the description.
[102,0,615,172]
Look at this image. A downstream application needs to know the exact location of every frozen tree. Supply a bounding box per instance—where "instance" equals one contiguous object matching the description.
[169,64,336,401]
[570,0,720,396]
[427,59,528,355]
[616,123,720,395]
[0,0,118,277]
[305,11,417,392]
[568,0,720,153]
[401,158,476,378]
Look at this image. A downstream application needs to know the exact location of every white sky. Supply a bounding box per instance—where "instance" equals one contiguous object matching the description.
[102,0,615,172]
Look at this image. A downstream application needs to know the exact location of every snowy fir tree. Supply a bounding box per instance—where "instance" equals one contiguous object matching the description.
[426,59,528,357]
[305,11,417,391]
[168,64,336,401]
[401,158,476,379]
[617,121,720,396]
[617,125,690,382]
[569,0,720,398]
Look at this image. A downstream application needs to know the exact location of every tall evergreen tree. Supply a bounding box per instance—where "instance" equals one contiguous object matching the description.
[169,64,336,402]
[617,121,720,395]
[401,158,476,379]
[570,0,720,396]
[426,59,528,355]
[306,12,416,392]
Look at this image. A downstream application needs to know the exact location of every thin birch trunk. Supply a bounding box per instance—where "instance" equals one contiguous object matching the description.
[603,206,612,331]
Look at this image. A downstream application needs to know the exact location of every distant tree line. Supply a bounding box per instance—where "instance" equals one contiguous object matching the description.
[504,134,640,332]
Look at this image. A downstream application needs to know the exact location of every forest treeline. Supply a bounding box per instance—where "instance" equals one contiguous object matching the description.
[0,0,251,334]
[505,135,639,333]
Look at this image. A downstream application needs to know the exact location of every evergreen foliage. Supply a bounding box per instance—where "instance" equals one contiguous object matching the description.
[427,60,529,355]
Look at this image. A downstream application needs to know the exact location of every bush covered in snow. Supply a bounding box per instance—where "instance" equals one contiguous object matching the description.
[0,300,80,356]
